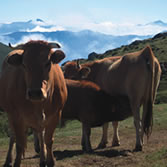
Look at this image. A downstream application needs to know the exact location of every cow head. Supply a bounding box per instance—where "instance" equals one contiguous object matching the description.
[63,60,90,80]
[7,40,65,102]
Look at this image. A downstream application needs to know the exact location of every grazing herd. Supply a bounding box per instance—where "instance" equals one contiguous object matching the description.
[63,47,161,151]
[0,40,161,167]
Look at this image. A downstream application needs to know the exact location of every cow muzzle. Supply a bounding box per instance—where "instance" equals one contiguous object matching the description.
[27,88,47,102]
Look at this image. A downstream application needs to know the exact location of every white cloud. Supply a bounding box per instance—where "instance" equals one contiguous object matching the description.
[15,34,62,48]
[27,25,65,32]
[85,40,114,55]
[55,15,167,35]
[17,34,49,44]
[78,22,167,36]
[1,17,167,36]
[0,36,10,44]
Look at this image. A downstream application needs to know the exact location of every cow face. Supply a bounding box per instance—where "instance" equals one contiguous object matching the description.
[63,61,90,80]
[7,41,65,102]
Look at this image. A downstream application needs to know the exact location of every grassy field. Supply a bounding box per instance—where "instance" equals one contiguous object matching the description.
[0,33,167,167]
[0,104,167,167]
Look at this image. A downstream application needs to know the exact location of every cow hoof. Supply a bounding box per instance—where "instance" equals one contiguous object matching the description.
[82,147,93,153]
[85,149,94,154]
[96,143,107,149]
[82,146,86,152]
[34,145,40,154]
[40,161,46,167]
[112,142,120,147]
[82,145,93,153]
[3,163,12,167]
[46,161,55,167]
[133,145,142,152]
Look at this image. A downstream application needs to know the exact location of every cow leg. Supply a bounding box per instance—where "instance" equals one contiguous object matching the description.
[141,100,152,145]
[81,125,86,151]
[141,110,145,146]
[82,124,92,153]
[33,130,40,154]
[131,103,143,151]
[13,125,27,167]
[44,113,59,167]
[111,121,120,147]
[81,130,85,151]
[97,123,109,149]
[38,131,47,167]
[3,132,15,167]
[6,114,27,167]
[44,128,55,167]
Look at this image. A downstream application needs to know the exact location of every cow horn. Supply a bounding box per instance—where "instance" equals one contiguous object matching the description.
[9,43,24,50]
[49,42,61,49]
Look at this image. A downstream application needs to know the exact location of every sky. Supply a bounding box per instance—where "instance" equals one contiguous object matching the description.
[1,0,167,24]
[0,0,167,36]
[0,0,167,61]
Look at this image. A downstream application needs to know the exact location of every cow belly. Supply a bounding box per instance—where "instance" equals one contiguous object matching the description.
[81,98,132,128]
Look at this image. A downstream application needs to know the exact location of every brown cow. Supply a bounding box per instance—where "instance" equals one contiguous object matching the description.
[3,79,131,156]
[63,46,161,151]
[64,56,121,148]
[62,79,131,152]
[0,40,67,167]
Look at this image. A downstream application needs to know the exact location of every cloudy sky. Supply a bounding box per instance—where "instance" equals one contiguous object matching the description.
[1,0,167,35]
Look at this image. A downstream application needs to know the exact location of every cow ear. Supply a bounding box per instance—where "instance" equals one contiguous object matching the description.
[7,53,23,66]
[79,67,91,78]
[50,50,65,64]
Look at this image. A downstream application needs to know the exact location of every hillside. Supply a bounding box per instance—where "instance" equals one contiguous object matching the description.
[0,43,11,68]
[77,32,167,104]
[0,32,167,103]
[86,32,167,62]
[2,30,150,63]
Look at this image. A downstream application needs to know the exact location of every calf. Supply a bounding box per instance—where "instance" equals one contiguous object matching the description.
[62,79,132,152]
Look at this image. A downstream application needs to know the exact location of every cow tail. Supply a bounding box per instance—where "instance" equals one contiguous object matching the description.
[143,46,155,138]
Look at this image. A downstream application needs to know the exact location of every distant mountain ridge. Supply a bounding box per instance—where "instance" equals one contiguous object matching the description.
[2,30,151,62]
[147,20,167,26]
[0,19,49,34]
[0,19,167,63]
[75,32,167,104]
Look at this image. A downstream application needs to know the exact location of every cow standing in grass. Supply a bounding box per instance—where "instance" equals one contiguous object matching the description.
[64,56,121,148]
[0,40,67,167]
[62,79,132,152]
[63,46,161,151]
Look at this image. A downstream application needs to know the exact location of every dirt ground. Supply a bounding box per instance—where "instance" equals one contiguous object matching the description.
[0,125,167,167]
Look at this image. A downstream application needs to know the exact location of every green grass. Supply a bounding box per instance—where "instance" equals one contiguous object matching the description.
[0,104,167,167]
[0,112,9,138]
[145,148,167,167]
[153,103,167,129]
[55,120,82,138]
[0,104,167,141]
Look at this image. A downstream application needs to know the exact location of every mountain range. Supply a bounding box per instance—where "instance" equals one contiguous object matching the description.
[0,19,167,63]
